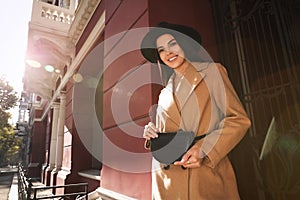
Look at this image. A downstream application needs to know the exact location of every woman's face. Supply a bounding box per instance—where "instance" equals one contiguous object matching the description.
[156,34,185,69]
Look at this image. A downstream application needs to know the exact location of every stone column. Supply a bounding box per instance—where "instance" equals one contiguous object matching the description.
[51,93,66,186]
[54,92,66,171]
[46,102,60,171]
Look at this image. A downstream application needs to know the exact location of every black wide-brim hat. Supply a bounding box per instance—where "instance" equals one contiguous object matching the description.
[140,22,202,63]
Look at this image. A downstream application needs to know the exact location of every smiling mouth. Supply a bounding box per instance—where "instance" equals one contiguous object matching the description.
[168,56,177,62]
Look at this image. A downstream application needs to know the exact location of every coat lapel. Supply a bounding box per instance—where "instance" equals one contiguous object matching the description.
[174,62,208,111]
[158,62,210,129]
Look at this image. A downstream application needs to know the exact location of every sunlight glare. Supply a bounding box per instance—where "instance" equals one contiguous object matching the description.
[0,1,32,124]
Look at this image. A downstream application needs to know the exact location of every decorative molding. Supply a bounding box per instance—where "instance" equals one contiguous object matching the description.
[69,0,102,44]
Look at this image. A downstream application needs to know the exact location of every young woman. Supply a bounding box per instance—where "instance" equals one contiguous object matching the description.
[140,22,251,199]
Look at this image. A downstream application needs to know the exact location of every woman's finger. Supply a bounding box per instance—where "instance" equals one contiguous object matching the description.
[143,123,158,139]
[148,122,159,132]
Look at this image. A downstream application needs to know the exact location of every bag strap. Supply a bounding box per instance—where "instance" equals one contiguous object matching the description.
[193,134,207,142]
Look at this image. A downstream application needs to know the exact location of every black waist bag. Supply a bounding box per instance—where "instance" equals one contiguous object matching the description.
[150,130,207,165]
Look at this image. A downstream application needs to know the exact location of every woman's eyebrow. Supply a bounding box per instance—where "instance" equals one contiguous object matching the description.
[157,45,164,49]
[167,39,176,45]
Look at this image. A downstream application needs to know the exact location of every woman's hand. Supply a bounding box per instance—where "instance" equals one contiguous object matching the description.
[143,122,159,140]
[174,145,203,168]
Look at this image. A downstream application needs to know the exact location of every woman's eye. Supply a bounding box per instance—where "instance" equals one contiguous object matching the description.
[169,41,177,47]
[158,48,164,53]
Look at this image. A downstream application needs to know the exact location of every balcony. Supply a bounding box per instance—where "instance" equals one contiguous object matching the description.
[23,0,100,102]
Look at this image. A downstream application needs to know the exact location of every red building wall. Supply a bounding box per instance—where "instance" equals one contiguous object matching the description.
[27,109,47,178]
[41,111,52,184]
[100,1,152,199]
[148,0,219,60]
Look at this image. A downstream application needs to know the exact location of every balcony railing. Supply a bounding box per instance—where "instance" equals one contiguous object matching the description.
[40,6,74,24]
[31,0,76,33]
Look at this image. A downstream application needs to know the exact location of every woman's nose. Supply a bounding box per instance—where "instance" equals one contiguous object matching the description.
[165,48,172,55]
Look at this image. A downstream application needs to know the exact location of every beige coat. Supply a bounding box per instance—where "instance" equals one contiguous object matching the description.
[148,62,251,200]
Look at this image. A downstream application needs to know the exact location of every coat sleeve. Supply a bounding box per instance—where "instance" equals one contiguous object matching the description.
[198,63,251,168]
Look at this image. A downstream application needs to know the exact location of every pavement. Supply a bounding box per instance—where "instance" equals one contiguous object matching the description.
[0,167,18,200]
